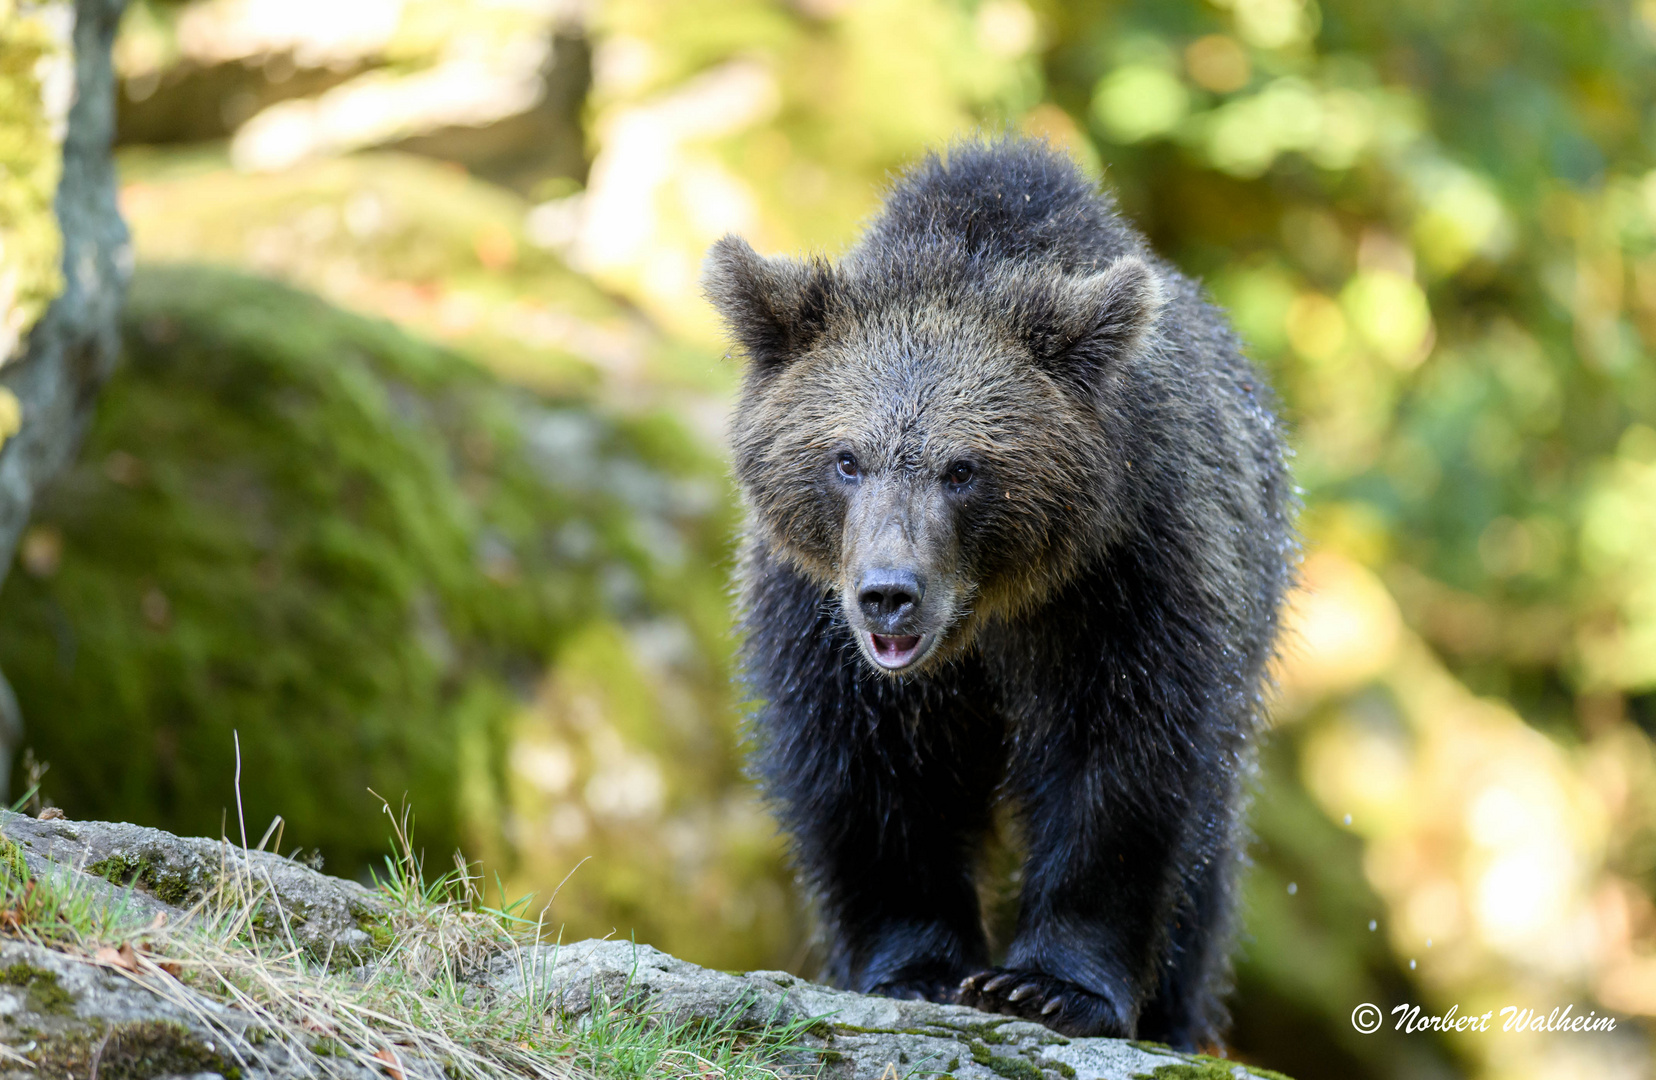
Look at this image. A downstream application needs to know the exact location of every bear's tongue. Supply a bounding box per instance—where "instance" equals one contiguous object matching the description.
[871,634,921,663]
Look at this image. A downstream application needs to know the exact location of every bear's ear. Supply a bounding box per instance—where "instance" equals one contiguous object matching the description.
[702,235,838,373]
[1023,255,1166,381]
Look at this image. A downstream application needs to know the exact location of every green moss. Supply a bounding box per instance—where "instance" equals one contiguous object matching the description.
[831,1021,956,1039]
[1133,1058,1295,1080]
[0,962,75,1014]
[1132,1064,1234,1080]
[85,853,195,907]
[0,266,739,887]
[35,1020,240,1080]
[85,853,137,885]
[111,1021,242,1080]
[1053,1062,1076,1078]
[0,2,68,366]
[147,869,194,907]
[0,835,26,878]
[817,1049,845,1064]
[355,908,397,952]
[958,1019,1013,1044]
[968,1040,1044,1080]
[312,1035,347,1058]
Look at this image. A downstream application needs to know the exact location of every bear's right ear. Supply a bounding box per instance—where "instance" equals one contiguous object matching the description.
[702,236,837,373]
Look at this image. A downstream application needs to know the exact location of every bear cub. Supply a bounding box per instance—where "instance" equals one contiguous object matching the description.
[704,138,1295,1050]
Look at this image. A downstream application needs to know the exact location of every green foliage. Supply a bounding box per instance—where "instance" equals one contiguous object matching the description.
[1229,733,1460,1080]
[113,151,621,392]
[1035,0,1656,713]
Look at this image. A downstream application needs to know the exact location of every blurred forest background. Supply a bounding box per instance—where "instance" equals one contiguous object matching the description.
[3,0,1656,1077]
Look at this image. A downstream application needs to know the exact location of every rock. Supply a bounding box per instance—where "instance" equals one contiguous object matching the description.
[2,835,176,931]
[0,812,387,962]
[0,0,130,801]
[483,938,1286,1080]
[0,938,380,1080]
[0,816,1293,1079]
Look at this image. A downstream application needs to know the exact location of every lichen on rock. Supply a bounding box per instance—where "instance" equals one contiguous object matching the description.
[0,0,74,368]
[481,939,1287,1080]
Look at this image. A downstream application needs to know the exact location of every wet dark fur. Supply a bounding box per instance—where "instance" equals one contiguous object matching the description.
[704,138,1296,1050]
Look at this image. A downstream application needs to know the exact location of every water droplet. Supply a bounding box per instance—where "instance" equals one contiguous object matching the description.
[1343,813,1352,825]
[1368,919,1378,931]
[1409,959,1417,970]
[1426,938,1433,948]
[1287,882,1298,895]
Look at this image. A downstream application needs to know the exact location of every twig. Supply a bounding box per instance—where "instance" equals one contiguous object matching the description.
[0,1042,36,1069]
[87,1030,110,1080]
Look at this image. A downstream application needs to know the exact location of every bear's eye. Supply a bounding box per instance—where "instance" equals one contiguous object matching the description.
[836,452,860,480]
[945,461,976,488]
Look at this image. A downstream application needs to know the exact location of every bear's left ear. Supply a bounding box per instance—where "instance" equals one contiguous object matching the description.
[1021,255,1166,382]
[702,235,838,374]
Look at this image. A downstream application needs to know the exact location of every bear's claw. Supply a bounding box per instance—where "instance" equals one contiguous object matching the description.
[1007,982,1040,1002]
[958,968,1129,1038]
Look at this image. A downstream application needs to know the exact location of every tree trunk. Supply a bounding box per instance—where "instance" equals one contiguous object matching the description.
[0,0,128,799]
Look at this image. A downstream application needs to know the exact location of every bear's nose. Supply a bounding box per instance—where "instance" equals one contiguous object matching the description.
[857,568,925,629]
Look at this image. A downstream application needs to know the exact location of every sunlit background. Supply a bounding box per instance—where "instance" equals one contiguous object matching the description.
[4,1,1656,1077]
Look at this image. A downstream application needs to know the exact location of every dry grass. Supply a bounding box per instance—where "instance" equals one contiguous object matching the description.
[0,787,821,1080]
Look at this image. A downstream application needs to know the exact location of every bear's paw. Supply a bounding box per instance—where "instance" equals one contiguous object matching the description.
[958,967,1130,1038]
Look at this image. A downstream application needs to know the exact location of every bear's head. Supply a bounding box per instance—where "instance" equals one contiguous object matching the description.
[705,235,1165,676]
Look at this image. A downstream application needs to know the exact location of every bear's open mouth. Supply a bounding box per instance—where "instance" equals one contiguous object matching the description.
[867,632,924,669]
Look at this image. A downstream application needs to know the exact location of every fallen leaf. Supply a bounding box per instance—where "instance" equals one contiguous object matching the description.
[374,1046,405,1080]
[93,944,139,972]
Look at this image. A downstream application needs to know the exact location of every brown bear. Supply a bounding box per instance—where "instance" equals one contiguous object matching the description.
[703,136,1295,1050]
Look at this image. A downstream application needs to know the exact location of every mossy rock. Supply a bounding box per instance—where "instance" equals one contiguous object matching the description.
[0,962,75,1015]
[26,1020,241,1080]
[0,264,735,879]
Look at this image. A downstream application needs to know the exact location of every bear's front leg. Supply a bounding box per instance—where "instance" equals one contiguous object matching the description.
[959,726,1196,1039]
[765,664,1006,1001]
[744,563,1005,1002]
